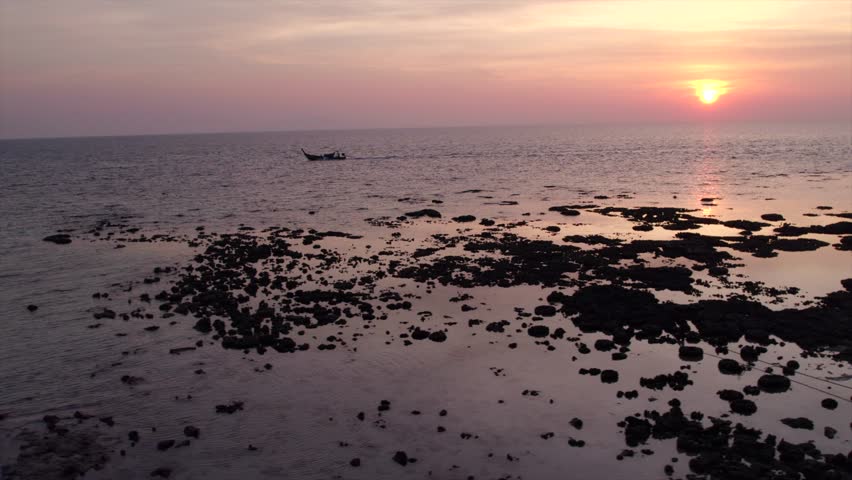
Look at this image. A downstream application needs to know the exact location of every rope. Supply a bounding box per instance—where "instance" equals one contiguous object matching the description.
[701,349,851,403]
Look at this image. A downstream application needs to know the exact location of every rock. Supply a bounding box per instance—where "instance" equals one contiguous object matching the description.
[624,417,652,447]
[600,370,619,383]
[392,451,409,466]
[411,327,430,340]
[156,439,175,451]
[120,375,144,385]
[678,346,703,361]
[740,345,767,362]
[183,426,200,438]
[193,317,212,333]
[757,374,790,393]
[594,339,615,352]
[717,359,744,375]
[26,304,38,312]
[150,467,172,478]
[549,206,581,216]
[821,398,838,410]
[215,401,244,414]
[452,215,476,223]
[350,458,361,467]
[534,305,557,317]
[722,220,770,232]
[405,209,441,219]
[93,308,117,320]
[43,234,72,244]
[824,426,837,439]
[570,418,583,430]
[639,372,692,391]
[730,399,757,415]
[527,325,550,338]
[128,431,140,442]
[761,214,785,222]
[780,417,814,430]
[717,390,744,402]
[428,331,447,342]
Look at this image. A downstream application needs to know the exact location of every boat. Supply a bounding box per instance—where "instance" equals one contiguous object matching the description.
[301,148,346,161]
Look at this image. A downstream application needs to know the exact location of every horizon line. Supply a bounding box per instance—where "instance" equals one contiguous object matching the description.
[1,118,850,142]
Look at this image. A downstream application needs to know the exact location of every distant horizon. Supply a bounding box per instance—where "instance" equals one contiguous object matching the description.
[1,1,850,139]
[2,117,851,142]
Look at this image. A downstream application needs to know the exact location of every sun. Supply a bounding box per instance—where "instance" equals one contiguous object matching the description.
[700,87,720,104]
[689,79,729,106]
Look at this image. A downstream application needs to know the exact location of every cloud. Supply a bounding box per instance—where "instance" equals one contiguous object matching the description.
[0,0,849,137]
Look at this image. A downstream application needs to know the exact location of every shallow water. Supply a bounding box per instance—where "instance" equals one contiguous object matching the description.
[1,123,851,479]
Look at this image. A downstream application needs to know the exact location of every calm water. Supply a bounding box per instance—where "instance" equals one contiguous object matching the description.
[1,123,850,244]
[1,123,850,479]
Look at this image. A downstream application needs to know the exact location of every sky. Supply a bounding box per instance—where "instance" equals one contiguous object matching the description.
[0,0,850,139]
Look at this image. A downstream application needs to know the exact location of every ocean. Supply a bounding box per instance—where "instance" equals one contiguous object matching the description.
[0,122,850,479]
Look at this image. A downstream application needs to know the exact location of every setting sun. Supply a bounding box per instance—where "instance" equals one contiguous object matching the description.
[700,88,720,104]
[690,79,729,105]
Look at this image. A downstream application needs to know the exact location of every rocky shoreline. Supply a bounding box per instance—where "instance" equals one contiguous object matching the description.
[6,203,851,479]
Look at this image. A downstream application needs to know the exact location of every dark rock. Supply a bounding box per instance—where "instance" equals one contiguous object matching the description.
[730,399,757,415]
[624,417,652,446]
[156,440,175,451]
[428,331,447,342]
[43,234,72,244]
[193,317,212,333]
[405,209,441,219]
[548,206,580,216]
[350,458,361,467]
[150,467,172,478]
[528,325,550,338]
[392,451,409,466]
[600,370,619,383]
[821,398,838,410]
[780,417,814,430]
[640,372,692,391]
[215,401,244,414]
[534,305,557,317]
[757,374,790,393]
[678,346,703,361]
[717,390,744,402]
[740,345,766,362]
[183,426,200,438]
[717,359,744,375]
[761,214,784,222]
[452,215,476,223]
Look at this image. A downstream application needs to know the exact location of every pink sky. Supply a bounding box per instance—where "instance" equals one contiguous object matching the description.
[1,1,850,138]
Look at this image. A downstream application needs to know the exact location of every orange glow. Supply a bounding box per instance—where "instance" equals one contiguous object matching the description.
[690,79,729,105]
[700,88,720,104]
